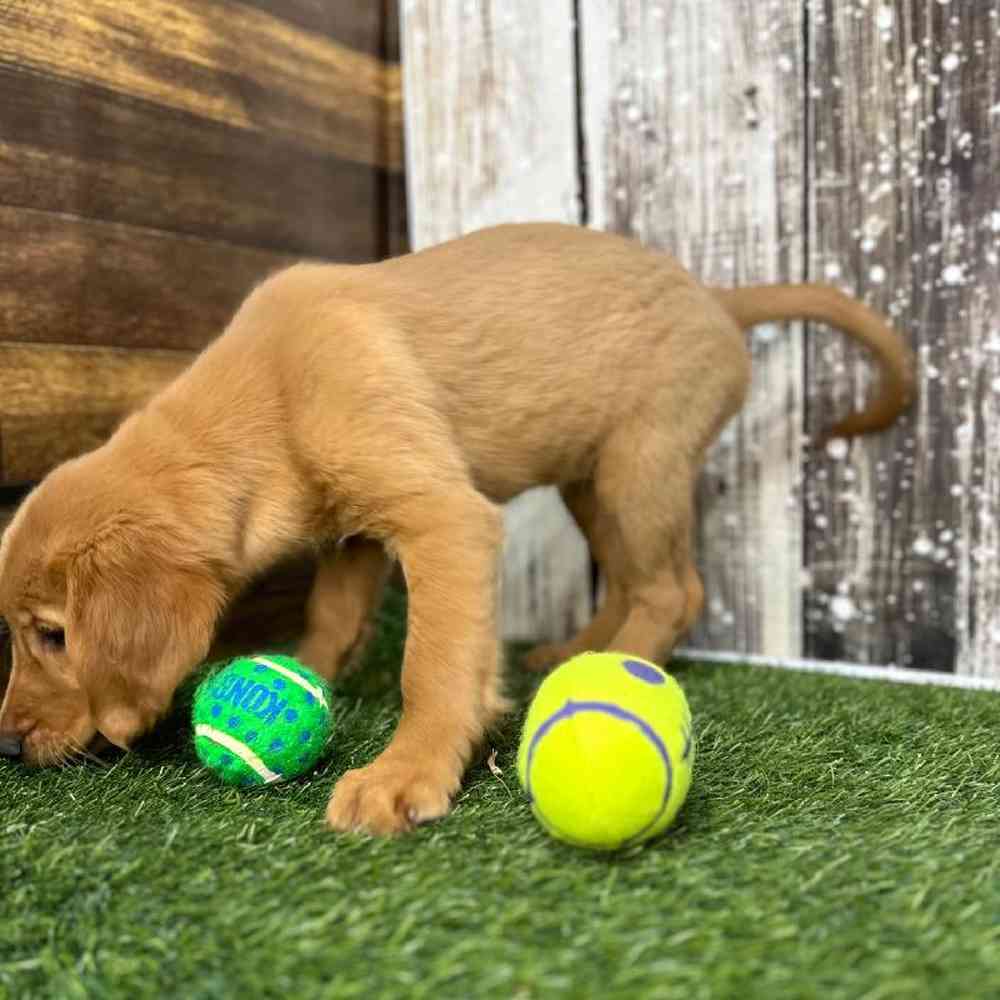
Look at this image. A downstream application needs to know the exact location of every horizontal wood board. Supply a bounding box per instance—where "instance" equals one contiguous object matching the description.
[0,206,298,351]
[0,342,192,481]
[0,0,403,169]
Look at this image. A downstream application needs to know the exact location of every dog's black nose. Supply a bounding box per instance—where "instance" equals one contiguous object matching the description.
[0,733,22,757]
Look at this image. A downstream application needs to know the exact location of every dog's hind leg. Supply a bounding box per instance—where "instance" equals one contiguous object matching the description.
[679,556,705,638]
[297,537,392,681]
[521,481,629,672]
[596,441,701,665]
[595,336,745,663]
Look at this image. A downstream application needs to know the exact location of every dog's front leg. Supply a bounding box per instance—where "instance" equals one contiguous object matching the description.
[325,490,506,836]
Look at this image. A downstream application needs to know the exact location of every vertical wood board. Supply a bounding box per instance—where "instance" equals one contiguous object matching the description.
[401,0,591,641]
[806,0,1000,676]
[402,0,581,243]
[580,0,806,657]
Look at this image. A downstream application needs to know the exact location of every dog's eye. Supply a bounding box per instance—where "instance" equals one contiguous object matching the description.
[36,624,66,651]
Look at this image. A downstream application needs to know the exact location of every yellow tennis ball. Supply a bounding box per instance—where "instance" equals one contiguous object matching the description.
[517,651,694,850]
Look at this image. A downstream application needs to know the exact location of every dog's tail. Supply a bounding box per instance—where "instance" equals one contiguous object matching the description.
[711,283,915,442]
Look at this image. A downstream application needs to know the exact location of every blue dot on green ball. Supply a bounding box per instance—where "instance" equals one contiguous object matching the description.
[211,705,221,718]
[284,709,298,723]
[254,664,266,673]
[228,716,240,729]
[272,678,286,690]
[270,739,284,751]
[300,730,311,743]
[304,693,315,705]
[245,730,257,742]
[220,753,232,766]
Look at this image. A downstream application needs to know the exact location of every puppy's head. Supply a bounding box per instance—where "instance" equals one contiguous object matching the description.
[0,454,226,764]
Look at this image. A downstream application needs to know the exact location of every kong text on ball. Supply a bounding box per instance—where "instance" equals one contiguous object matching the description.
[192,654,333,786]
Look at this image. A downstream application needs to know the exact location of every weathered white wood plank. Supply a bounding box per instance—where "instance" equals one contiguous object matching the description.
[806,1,1000,677]
[580,0,806,657]
[400,0,592,642]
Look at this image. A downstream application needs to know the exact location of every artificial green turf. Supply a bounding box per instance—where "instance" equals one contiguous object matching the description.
[2,587,999,1000]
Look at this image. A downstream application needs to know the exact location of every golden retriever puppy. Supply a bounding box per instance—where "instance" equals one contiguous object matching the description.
[0,223,913,834]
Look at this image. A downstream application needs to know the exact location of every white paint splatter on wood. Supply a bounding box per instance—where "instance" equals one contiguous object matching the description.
[579,0,806,657]
[401,0,1000,674]
[400,0,592,642]
[806,1,1000,677]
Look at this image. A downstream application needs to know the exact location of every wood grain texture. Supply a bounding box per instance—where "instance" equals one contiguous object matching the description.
[806,1,1000,677]
[401,0,592,642]
[381,0,409,258]
[581,0,807,656]
[237,1,384,57]
[0,65,389,261]
[383,0,403,67]
[382,171,410,260]
[402,0,581,243]
[0,206,296,350]
[0,342,191,482]
[0,0,403,170]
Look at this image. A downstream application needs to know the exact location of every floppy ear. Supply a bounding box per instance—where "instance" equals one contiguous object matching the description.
[65,525,226,748]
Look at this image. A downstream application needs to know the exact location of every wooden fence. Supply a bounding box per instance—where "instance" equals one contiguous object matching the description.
[0,1,406,655]
[402,0,1000,678]
[0,0,405,485]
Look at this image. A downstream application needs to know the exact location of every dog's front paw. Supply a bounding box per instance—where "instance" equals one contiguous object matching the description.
[326,755,460,836]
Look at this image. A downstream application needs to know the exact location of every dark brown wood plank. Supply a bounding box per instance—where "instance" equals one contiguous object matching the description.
[380,0,407,257]
[805,2,999,676]
[0,342,192,482]
[236,0,384,58]
[3,413,145,485]
[0,0,403,170]
[382,170,410,259]
[0,67,386,260]
[382,0,402,64]
[0,485,32,508]
[0,206,299,350]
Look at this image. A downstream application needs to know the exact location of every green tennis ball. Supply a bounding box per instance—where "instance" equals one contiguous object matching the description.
[517,651,694,851]
[192,654,333,786]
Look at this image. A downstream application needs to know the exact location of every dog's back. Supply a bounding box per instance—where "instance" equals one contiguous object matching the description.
[364,223,748,495]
